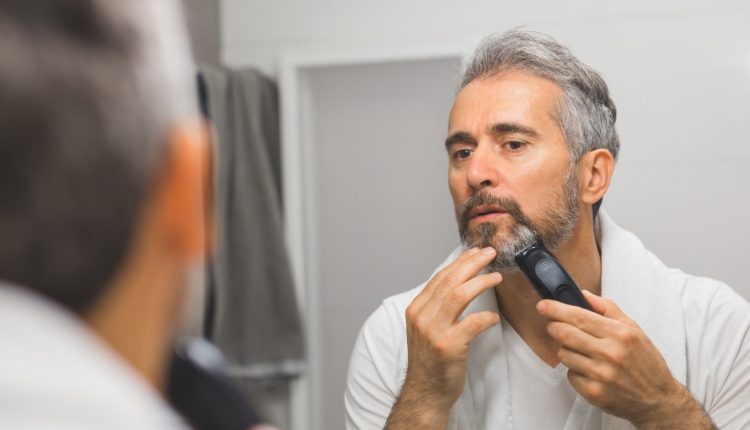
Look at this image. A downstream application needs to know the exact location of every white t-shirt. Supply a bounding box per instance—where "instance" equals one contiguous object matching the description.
[346,268,750,430]
[502,315,581,430]
[0,283,188,430]
[345,213,750,429]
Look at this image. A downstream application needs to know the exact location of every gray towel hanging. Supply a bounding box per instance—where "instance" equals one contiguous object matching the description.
[200,65,305,379]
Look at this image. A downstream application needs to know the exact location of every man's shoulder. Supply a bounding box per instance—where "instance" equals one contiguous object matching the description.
[599,211,749,315]
[365,246,463,330]
[679,273,750,324]
[362,283,426,335]
[382,283,426,312]
[0,284,187,429]
[679,274,750,420]
[678,273,750,373]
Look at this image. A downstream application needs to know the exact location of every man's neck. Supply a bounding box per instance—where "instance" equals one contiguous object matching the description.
[496,217,602,366]
[84,249,183,392]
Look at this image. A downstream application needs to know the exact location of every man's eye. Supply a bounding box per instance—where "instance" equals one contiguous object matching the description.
[507,141,525,151]
[454,149,473,159]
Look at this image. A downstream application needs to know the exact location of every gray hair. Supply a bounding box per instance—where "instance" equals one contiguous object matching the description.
[460,29,620,163]
[0,0,196,313]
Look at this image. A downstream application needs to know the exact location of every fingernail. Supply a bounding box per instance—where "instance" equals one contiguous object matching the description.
[536,301,546,312]
[482,247,495,256]
[468,247,480,255]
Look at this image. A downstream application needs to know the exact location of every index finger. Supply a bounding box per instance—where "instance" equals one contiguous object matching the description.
[409,247,480,311]
[411,247,497,319]
[536,299,617,339]
[432,247,498,301]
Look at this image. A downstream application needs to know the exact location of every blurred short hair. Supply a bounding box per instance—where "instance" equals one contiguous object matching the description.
[0,0,197,313]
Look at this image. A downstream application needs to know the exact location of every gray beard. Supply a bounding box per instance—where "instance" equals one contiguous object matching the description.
[466,221,537,273]
[456,168,579,273]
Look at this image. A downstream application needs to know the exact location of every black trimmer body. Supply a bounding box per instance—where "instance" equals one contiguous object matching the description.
[515,242,592,310]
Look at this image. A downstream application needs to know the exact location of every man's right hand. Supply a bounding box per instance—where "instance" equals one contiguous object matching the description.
[385,247,502,430]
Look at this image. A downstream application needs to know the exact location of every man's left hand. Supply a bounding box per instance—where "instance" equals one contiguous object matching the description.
[536,290,714,429]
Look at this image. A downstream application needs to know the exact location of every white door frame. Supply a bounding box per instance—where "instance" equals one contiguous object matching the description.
[278,43,470,430]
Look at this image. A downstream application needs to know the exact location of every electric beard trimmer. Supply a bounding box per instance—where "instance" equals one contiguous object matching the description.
[515,241,592,310]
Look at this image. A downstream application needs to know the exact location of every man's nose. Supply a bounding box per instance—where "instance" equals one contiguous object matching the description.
[466,144,499,191]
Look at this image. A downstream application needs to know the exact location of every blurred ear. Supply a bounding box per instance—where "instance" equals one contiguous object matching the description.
[152,119,211,262]
[579,148,615,206]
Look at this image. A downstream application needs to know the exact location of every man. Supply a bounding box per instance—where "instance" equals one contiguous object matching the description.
[345,30,750,429]
[0,0,207,428]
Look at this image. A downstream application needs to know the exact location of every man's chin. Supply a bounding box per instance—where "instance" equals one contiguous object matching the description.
[488,259,522,274]
[463,227,536,269]
[465,221,510,246]
[486,240,526,274]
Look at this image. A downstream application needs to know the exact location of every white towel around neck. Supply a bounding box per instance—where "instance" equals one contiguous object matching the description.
[441,210,687,430]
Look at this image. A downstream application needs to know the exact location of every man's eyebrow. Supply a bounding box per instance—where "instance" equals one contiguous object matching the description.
[491,122,539,137]
[444,131,475,151]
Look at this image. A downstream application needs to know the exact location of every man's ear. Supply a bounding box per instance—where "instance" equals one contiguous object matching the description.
[578,148,615,205]
[152,119,211,262]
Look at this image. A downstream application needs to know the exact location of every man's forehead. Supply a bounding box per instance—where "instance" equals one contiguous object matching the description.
[448,70,563,134]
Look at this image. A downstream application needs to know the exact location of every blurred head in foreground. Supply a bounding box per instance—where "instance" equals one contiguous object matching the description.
[0,0,209,402]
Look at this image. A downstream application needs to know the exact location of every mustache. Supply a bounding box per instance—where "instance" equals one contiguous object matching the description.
[457,192,535,231]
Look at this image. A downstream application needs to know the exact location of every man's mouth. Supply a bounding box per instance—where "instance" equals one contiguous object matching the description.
[468,205,508,222]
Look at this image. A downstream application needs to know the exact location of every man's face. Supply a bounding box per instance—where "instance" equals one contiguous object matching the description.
[446,71,580,272]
